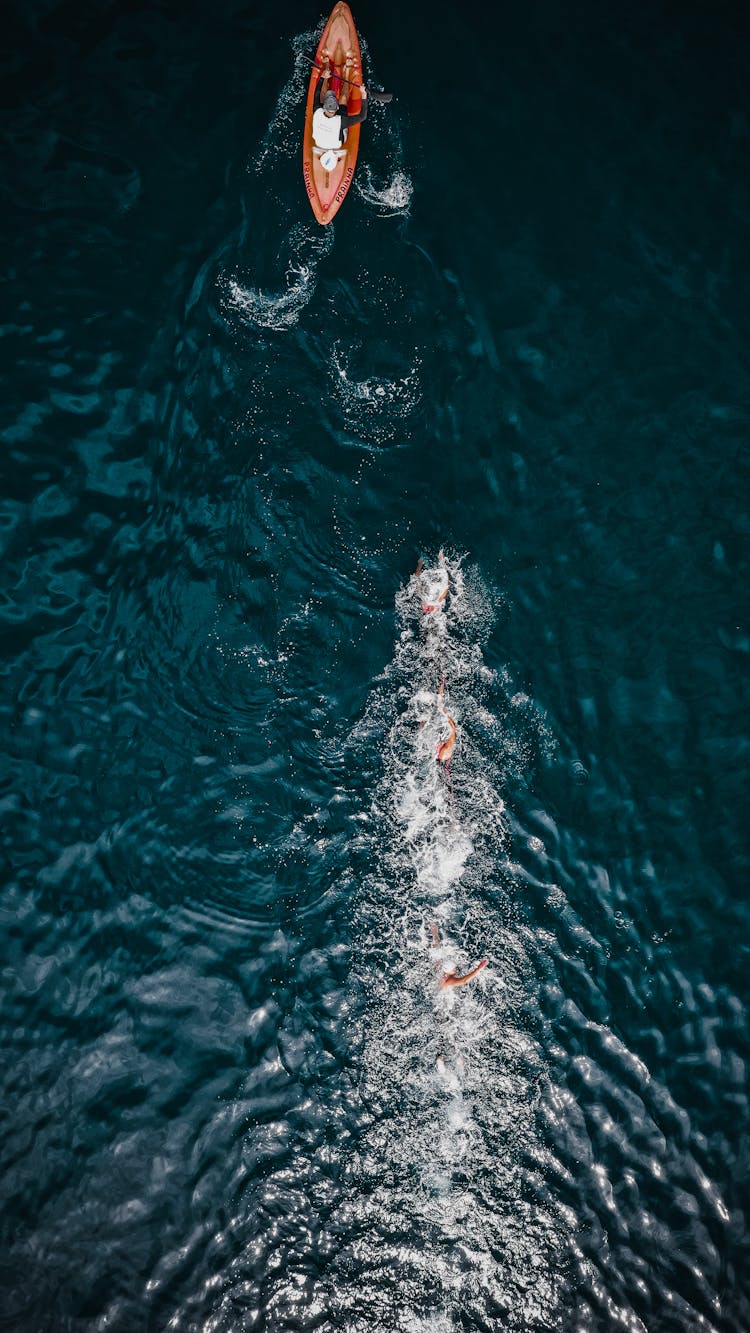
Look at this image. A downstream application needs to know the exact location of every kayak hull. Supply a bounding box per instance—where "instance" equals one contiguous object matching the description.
[302,3,362,225]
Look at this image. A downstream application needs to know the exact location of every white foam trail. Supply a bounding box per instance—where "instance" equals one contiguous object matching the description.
[350,42,412,219]
[254,29,320,173]
[331,343,421,406]
[343,553,564,1328]
[222,29,336,333]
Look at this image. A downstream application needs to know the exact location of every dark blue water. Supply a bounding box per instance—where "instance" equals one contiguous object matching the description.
[2,2,749,1329]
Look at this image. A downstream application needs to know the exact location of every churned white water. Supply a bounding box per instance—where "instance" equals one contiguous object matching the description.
[225,224,334,331]
[342,553,566,1329]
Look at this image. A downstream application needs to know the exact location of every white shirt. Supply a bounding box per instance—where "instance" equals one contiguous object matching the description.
[313,106,343,150]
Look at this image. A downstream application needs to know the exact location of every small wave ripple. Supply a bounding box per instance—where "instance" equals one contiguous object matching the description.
[224,223,334,332]
[329,341,422,445]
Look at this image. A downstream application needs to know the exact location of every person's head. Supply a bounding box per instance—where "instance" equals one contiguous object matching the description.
[323,90,339,116]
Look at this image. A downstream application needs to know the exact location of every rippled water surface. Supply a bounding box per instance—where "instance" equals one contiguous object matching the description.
[2,1,749,1329]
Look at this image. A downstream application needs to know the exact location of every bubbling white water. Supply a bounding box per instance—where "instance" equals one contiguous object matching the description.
[328,341,422,444]
[355,164,414,215]
[224,224,334,331]
[343,553,566,1328]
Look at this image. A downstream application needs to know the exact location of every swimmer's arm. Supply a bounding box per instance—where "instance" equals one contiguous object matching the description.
[440,959,487,989]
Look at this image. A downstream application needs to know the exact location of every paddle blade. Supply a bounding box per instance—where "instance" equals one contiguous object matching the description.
[369,89,393,103]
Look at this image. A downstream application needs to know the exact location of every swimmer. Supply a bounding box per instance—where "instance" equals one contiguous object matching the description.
[430,923,487,990]
[436,676,457,769]
[417,549,449,615]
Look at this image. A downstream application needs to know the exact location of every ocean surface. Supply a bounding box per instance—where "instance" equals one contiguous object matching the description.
[2,1,749,1329]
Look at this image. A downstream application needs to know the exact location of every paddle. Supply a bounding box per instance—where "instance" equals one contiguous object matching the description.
[304,56,394,102]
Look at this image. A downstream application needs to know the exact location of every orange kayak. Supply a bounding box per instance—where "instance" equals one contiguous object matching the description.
[302,3,363,225]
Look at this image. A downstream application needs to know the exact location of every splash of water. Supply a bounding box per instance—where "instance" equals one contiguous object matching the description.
[355,164,414,215]
[224,223,334,331]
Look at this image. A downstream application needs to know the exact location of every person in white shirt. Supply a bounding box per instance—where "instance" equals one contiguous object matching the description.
[312,55,368,154]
